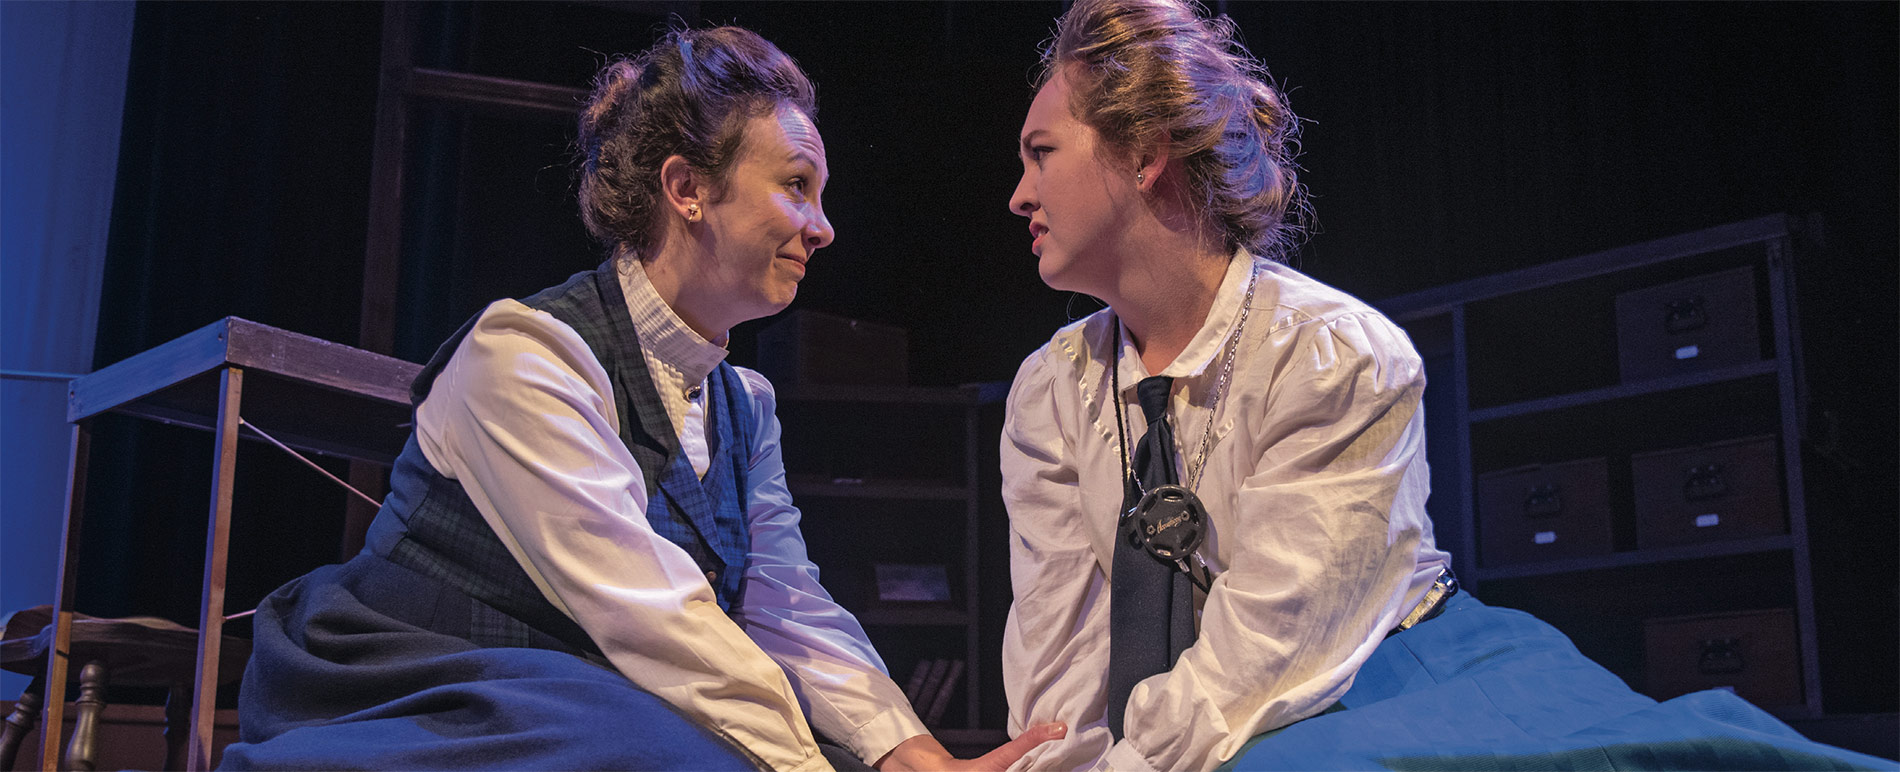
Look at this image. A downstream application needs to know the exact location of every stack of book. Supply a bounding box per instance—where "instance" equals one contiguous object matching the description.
[901,658,966,727]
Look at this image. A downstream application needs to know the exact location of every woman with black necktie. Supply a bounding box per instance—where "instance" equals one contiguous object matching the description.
[995,1,1890,770]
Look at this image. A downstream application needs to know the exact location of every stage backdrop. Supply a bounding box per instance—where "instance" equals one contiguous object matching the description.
[0,0,135,700]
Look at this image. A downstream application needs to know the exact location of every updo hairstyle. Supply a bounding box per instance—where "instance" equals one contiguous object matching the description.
[578,26,817,262]
[1040,0,1309,261]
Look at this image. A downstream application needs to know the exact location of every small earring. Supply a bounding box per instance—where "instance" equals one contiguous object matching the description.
[686,204,701,222]
[1136,171,1145,186]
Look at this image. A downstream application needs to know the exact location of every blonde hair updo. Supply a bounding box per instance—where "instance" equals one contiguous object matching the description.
[1039,0,1310,261]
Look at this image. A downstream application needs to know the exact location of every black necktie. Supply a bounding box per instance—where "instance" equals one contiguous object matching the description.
[1107,375,1196,739]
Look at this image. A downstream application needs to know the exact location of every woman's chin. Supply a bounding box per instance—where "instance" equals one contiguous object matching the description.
[762,289,797,317]
[1037,256,1099,297]
[1036,255,1072,291]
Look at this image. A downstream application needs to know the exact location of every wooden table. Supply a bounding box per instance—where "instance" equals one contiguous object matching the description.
[44,317,419,771]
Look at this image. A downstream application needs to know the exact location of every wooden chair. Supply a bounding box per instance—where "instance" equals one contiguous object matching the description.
[0,606,249,771]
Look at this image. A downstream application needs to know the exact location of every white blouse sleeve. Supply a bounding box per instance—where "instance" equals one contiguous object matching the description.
[999,346,1118,771]
[416,301,831,772]
[1120,312,1433,771]
[730,368,932,765]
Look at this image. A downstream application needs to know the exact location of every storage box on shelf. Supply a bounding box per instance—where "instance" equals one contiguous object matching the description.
[757,310,910,388]
[1632,434,1787,550]
[1614,266,1764,383]
[1476,458,1614,567]
[1644,608,1804,710]
[1374,214,1822,718]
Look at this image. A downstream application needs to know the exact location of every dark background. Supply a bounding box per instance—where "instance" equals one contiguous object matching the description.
[80,1,1894,721]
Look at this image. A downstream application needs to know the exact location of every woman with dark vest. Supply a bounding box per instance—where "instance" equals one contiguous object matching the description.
[996,1,1892,770]
[223,26,1060,772]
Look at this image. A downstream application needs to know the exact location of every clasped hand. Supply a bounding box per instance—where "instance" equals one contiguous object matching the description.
[874,722,1067,772]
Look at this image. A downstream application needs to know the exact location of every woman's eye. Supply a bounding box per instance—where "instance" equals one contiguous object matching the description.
[788,177,807,192]
[1030,146,1054,162]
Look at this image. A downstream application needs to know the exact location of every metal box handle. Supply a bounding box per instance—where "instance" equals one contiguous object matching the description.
[1697,637,1745,675]
[1523,483,1563,518]
[1683,463,1729,501]
[1663,295,1708,334]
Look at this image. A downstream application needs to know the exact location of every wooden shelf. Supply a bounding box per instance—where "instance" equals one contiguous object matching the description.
[856,607,973,627]
[774,383,982,405]
[788,476,969,501]
[1379,214,1794,320]
[1469,360,1778,423]
[1474,534,1793,581]
[774,381,1010,406]
[773,383,994,730]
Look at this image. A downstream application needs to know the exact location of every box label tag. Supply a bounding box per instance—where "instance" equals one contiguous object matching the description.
[1695,513,1721,528]
[1533,531,1557,545]
[1674,345,1701,360]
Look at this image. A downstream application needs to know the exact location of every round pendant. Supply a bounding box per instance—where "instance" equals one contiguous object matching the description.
[1128,484,1208,561]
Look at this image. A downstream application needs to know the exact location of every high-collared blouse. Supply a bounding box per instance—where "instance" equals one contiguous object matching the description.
[415,260,926,772]
[1001,253,1452,772]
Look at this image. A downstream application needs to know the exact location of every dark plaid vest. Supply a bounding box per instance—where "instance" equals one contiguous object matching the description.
[363,262,756,655]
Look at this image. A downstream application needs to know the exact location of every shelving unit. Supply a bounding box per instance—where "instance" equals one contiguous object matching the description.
[772,383,1003,733]
[1374,213,1823,719]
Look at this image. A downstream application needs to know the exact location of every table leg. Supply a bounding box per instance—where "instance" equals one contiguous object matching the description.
[39,424,90,772]
[186,367,242,771]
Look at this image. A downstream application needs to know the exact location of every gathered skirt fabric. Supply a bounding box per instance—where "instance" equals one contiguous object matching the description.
[1223,595,1894,771]
[218,552,761,771]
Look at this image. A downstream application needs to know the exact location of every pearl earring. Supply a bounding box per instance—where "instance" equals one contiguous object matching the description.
[1136,172,1145,185]
[686,204,701,222]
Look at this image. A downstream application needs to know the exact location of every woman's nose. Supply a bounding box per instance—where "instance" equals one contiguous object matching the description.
[1009,175,1036,217]
[805,207,835,250]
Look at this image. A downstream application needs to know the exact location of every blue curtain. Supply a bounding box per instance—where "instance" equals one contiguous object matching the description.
[0,1,135,699]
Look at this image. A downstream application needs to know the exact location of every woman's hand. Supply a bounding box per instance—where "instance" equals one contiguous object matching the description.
[874,723,1067,772]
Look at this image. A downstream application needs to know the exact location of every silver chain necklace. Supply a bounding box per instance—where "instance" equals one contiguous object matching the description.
[1110,265,1259,589]
[1112,265,1259,496]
